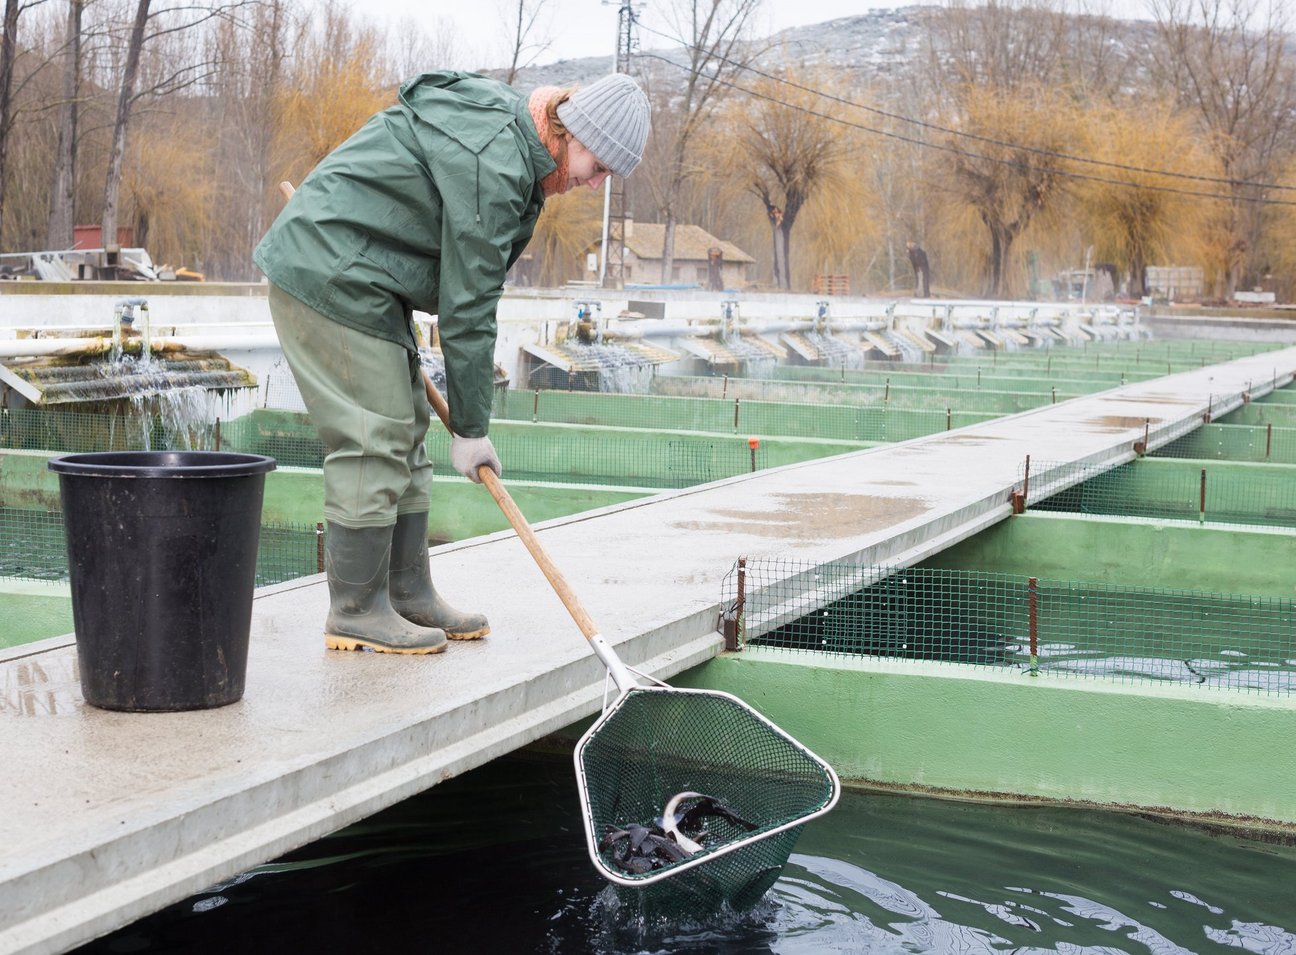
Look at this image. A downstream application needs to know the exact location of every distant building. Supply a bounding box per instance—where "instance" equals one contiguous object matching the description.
[591,220,756,288]
[73,225,135,250]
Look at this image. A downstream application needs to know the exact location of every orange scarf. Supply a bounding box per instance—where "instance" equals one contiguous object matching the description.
[528,87,570,196]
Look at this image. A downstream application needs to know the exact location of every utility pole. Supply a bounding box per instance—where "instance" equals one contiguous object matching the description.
[600,0,639,289]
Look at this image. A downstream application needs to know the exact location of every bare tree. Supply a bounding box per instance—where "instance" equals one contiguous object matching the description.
[933,0,1071,91]
[0,0,56,245]
[387,15,466,83]
[922,1,1078,296]
[0,0,24,244]
[191,0,288,279]
[940,86,1071,298]
[99,0,147,248]
[732,67,850,290]
[642,0,762,283]
[499,0,551,85]
[46,0,82,248]
[1148,0,1296,298]
[100,0,250,250]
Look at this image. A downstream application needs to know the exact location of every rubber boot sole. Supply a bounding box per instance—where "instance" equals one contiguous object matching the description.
[445,624,490,641]
[324,634,448,654]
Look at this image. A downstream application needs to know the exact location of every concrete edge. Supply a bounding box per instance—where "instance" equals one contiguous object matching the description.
[0,629,723,955]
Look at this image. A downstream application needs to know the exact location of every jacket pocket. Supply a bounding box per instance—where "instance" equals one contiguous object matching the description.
[321,228,370,311]
[358,239,438,309]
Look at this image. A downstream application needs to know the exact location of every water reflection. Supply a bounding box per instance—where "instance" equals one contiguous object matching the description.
[73,753,1296,954]
[1,654,79,716]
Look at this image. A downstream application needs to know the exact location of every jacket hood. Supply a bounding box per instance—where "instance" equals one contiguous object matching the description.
[398,71,522,153]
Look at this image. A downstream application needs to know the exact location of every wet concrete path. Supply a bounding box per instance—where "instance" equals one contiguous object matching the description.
[4,346,1295,955]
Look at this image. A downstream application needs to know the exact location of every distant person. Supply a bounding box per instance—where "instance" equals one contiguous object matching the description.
[906,240,930,298]
[254,72,650,655]
[707,246,724,291]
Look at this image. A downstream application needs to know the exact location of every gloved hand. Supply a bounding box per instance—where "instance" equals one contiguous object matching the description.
[450,434,502,484]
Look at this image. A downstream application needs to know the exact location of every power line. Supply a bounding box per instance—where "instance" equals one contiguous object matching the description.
[633,21,1296,203]
[636,50,1296,208]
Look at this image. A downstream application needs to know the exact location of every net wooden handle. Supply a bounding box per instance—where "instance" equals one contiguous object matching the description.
[421,375,601,642]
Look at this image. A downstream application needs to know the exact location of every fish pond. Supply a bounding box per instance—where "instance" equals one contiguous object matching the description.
[75,752,1296,954]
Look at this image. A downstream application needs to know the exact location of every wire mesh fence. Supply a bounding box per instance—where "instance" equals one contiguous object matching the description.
[3,405,825,490]
[650,373,1059,415]
[0,506,322,587]
[0,404,221,454]
[492,387,995,443]
[767,363,1162,392]
[1016,456,1296,529]
[721,558,1296,696]
[1152,423,1296,466]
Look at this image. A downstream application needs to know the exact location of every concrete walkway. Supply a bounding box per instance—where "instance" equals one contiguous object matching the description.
[3,347,1295,955]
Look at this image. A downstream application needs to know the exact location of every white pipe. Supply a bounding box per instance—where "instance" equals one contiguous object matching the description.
[602,318,888,340]
[598,178,611,287]
[0,333,281,360]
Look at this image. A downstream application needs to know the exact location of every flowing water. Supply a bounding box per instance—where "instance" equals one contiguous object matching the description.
[74,752,1296,955]
[801,331,865,370]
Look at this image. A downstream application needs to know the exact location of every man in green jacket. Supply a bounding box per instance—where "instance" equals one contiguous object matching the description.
[255,71,650,655]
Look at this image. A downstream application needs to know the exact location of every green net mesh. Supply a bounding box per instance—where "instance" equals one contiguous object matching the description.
[576,687,838,920]
[0,506,322,587]
[728,559,1296,696]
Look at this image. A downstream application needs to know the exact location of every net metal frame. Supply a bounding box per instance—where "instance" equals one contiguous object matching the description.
[574,675,840,918]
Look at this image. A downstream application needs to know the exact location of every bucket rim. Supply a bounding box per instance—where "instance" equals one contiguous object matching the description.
[48,450,276,478]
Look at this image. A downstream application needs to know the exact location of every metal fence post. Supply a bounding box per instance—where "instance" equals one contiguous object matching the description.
[1028,576,1039,676]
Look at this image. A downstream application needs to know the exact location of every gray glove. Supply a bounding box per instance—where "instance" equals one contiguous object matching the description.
[450,434,502,484]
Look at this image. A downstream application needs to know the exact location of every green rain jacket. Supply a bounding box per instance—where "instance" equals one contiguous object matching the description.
[254,71,555,437]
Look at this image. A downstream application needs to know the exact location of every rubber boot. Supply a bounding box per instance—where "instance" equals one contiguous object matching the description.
[389,511,491,640]
[324,523,447,654]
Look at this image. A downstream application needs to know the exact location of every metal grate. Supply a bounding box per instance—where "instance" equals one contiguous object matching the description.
[722,558,1296,696]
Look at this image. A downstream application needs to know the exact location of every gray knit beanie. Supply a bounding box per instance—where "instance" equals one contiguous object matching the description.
[556,73,651,178]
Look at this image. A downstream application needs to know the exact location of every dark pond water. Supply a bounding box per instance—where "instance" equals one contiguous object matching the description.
[75,752,1296,954]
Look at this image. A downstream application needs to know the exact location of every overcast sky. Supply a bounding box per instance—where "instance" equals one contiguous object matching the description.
[373,0,1157,71]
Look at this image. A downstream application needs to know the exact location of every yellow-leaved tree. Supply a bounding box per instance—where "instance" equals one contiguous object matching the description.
[526,186,604,287]
[725,67,855,290]
[1264,160,1296,303]
[123,119,217,275]
[1074,99,1218,297]
[272,6,392,195]
[934,83,1074,299]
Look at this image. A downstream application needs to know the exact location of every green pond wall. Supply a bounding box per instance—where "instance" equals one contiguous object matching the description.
[0,582,73,649]
[775,364,1151,393]
[0,448,651,544]
[1157,423,1296,464]
[243,409,870,484]
[1220,403,1296,427]
[652,374,1063,414]
[673,649,1296,827]
[1032,457,1296,526]
[496,389,997,441]
[921,511,1296,599]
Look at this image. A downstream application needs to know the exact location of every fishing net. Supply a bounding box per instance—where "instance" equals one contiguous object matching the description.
[575,686,840,921]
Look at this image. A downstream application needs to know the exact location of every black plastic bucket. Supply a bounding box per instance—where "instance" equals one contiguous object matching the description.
[48,451,277,712]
